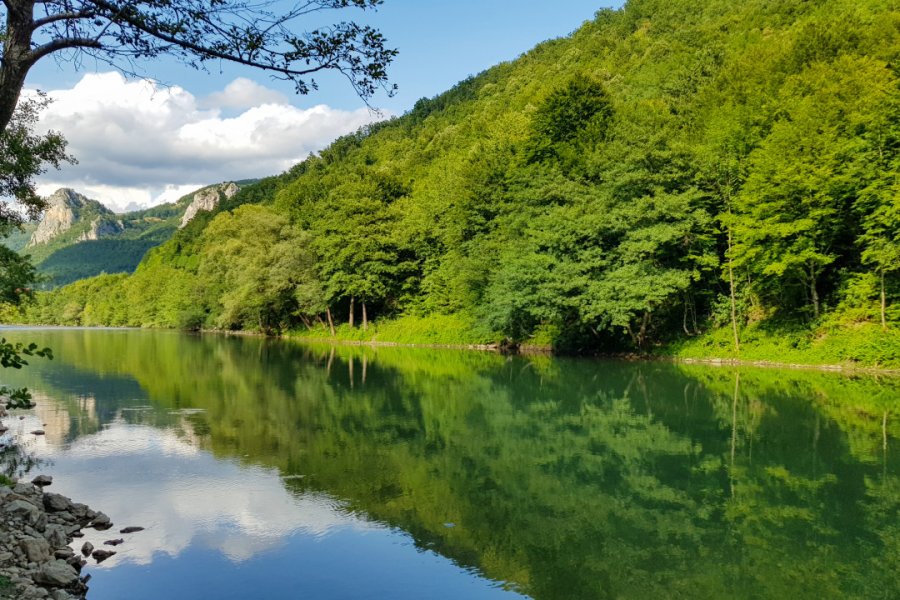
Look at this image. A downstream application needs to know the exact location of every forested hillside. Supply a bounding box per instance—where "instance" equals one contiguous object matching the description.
[13,0,900,362]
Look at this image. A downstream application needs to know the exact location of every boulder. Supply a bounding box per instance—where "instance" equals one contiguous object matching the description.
[80,542,93,557]
[42,493,71,513]
[30,475,52,488]
[91,549,115,563]
[19,536,51,562]
[120,526,144,534]
[5,499,41,526]
[32,560,79,587]
[43,524,68,548]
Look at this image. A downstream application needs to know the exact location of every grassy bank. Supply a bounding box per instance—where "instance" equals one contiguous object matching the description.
[663,322,900,370]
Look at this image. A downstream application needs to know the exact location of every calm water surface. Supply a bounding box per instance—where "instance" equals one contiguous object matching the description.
[0,328,897,599]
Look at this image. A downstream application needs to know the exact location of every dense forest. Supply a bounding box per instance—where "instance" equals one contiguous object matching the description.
[9,0,900,361]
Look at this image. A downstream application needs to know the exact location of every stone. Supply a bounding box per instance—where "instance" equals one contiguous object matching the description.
[119,526,144,534]
[103,538,123,546]
[30,475,52,488]
[32,560,79,587]
[5,500,41,526]
[89,512,111,530]
[68,503,88,520]
[42,493,71,513]
[0,550,12,564]
[13,482,35,496]
[30,430,45,436]
[19,537,50,562]
[51,590,74,600]
[80,542,93,557]
[180,182,240,228]
[42,524,68,548]
[53,548,74,559]
[91,549,115,563]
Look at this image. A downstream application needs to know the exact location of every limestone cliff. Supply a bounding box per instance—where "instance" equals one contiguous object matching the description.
[179,182,240,228]
[77,217,125,242]
[28,189,114,246]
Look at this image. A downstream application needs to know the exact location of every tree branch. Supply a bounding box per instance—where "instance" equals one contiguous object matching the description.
[29,36,103,65]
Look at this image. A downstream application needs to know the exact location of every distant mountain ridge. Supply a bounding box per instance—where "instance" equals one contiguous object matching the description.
[10,182,242,288]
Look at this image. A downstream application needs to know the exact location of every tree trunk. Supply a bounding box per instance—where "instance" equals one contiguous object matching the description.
[881,270,887,332]
[326,307,336,337]
[349,296,355,328]
[809,262,820,319]
[362,301,368,331]
[0,0,36,133]
[727,228,740,354]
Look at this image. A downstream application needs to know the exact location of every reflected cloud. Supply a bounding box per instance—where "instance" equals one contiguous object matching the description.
[39,423,380,567]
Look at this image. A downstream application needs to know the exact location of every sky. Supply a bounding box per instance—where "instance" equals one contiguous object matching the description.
[25,1,622,212]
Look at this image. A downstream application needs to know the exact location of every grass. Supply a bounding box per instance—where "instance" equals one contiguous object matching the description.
[662,321,900,369]
[0,474,13,487]
[287,313,503,347]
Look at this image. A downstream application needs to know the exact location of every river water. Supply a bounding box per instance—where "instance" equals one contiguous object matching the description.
[0,327,896,599]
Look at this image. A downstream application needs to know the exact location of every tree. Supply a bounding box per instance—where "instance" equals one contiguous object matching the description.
[0,0,396,133]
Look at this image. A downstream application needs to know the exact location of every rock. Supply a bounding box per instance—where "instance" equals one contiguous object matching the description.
[80,542,93,557]
[13,482,35,496]
[91,549,115,563]
[5,500,41,526]
[69,531,84,539]
[180,182,240,228]
[28,188,115,247]
[32,560,79,587]
[42,524,68,548]
[30,475,52,488]
[51,590,74,600]
[53,548,74,559]
[69,503,89,520]
[89,512,111,530]
[103,539,124,546]
[19,537,50,562]
[119,526,144,534]
[0,551,12,564]
[30,430,45,436]
[64,555,83,572]
[42,493,71,513]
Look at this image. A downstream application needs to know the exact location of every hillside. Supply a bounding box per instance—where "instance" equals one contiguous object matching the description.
[15,0,900,364]
[9,183,242,287]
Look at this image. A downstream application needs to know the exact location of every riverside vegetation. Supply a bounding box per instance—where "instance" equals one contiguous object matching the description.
[5,0,900,367]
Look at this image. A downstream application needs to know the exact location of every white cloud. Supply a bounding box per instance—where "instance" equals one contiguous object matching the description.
[26,72,385,212]
[201,77,289,110]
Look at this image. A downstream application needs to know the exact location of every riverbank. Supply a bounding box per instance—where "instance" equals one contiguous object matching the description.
[0,475,102,600]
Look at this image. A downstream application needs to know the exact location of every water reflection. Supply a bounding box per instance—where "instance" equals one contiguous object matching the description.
[0,328,897,599]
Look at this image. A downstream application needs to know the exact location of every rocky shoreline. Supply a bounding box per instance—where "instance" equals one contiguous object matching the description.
[0,474,114,599]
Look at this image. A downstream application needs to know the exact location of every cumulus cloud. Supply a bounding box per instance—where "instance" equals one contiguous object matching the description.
[27,72,385,212]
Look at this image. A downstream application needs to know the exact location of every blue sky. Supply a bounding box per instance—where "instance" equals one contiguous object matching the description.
[27,1,623,209]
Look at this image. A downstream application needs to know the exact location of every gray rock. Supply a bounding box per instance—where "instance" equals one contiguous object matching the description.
[5,500,41,526]
[31,560,79,587]
[30,475,52,488]
[19,537,50,562]
[13,483,34,496]
[0,550,12,564]
[80,542,93,557]
[42,493,71,513]
[91,549,115,563]
[53,548,74,559]
[42,524,67,549]
[119,526,144,534]
[89,512,111,530]
[51,590,74,600]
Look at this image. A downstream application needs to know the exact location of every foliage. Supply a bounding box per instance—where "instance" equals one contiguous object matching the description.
[16,0,900,364]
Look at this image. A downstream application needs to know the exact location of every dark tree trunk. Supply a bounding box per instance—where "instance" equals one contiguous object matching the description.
[727,228,740,354]
[0,0,36,132]
[809,263,820,319]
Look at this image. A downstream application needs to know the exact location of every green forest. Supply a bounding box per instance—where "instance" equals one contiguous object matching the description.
[8,0,900,365]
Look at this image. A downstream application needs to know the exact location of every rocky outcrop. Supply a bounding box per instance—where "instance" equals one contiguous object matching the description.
[76,218,125,242]
[0,480,99,599]
[28,190,114,247]
[179,182,239,228]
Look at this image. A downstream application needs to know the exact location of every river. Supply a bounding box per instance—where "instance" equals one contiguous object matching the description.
[0,327,896,599]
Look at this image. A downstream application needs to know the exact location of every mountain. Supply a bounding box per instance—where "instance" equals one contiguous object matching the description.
[13,183,241,288]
